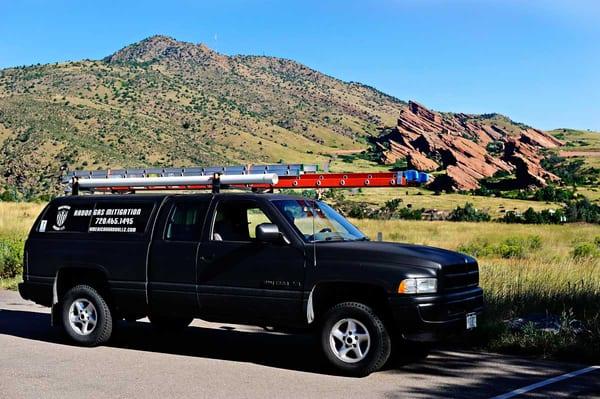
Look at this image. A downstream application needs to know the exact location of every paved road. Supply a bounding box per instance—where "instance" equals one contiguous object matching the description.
[0,290,598,398]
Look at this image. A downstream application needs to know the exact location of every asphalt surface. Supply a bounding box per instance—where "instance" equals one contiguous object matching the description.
[1,289,598,398]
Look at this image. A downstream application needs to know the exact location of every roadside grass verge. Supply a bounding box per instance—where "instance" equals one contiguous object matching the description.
[353,219,600,362]
[0,275,22,290]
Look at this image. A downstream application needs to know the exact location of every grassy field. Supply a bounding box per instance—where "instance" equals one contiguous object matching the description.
[342,187,562,217]
[549,128,600,151]
[0,202,45,237]
[354,219,600,361]
[1,201,599,361]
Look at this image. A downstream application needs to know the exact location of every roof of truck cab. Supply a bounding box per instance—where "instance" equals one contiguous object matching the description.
[173,192,315,202]
[51,194,171,203]
[51,192,311,203]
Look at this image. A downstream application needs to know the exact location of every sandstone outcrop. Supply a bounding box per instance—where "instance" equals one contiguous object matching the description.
[376,101,562,190]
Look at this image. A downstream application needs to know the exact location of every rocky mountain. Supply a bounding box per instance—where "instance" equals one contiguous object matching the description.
[374,101,563,190]
[0,35,563,197]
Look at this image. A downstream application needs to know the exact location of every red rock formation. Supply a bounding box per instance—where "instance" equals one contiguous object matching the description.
[407,151,438,171]
[376,101,562,190]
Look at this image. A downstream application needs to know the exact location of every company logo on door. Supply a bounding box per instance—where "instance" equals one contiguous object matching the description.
[52,205,71,231]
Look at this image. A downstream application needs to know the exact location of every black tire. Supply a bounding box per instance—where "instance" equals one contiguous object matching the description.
[320,302,391,377]
[148,315,193,331]
[60,284,113,346]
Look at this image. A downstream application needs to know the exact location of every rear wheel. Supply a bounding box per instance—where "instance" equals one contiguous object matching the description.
[320,302,391,377]
[60,284,113,346]
[149,315,193,331]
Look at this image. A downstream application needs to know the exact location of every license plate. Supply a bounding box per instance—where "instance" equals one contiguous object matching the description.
[466,313,477,329]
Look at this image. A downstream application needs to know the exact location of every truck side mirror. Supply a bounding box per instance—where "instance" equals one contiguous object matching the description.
[256,223,282,243]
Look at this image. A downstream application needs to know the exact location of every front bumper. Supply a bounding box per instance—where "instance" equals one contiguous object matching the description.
[389,287,484,342]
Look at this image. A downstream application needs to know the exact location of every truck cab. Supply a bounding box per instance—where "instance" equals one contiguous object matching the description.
[19,192,483,376]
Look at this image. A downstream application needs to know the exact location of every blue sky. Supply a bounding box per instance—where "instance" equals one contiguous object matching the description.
[1,0,599,130]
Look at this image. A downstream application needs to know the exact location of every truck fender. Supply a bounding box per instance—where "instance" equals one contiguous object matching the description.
[51,270,60,326]
[306,286,315,324]
[50,265,110,326]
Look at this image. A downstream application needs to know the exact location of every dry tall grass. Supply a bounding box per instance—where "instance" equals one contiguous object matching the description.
[353,218,600,361]
[0,202,45,238]
[353,219,600,314]
[353,219,600,260]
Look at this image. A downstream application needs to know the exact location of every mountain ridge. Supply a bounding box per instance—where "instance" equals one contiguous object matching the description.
[0,35,562,197]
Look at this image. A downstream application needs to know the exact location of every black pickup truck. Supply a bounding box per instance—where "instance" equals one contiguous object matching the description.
[19,192,483,376]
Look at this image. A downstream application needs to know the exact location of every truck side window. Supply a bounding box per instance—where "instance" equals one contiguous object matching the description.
[212,201,274,242]
[166,203,207,241]
[247,207,272,239]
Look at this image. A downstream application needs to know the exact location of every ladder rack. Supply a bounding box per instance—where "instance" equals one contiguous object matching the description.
[65,163,429,194]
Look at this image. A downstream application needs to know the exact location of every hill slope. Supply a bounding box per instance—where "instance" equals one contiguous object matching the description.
[0,35,563,197]
[0,35,408,196]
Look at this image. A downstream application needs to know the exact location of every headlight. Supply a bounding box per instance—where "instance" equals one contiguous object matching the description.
[398,278,437,294]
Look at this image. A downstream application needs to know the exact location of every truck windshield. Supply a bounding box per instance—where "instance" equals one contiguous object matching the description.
[272,199,367,243]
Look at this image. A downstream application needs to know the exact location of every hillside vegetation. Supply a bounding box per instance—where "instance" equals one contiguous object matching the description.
[0,35,571,199]
[0,35,407,197]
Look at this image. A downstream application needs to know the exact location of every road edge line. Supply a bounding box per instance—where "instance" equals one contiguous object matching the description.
[490,365,600,399]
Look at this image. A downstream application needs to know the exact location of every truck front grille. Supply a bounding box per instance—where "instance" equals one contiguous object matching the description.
[418,294,484,322]
[440,262,479,292]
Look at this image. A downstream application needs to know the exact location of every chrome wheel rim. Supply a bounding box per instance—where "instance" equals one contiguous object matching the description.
[68,298,98,336]
[329,318,371,363]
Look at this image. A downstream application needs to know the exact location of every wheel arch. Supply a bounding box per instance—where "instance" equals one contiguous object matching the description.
[54,265,111,303]
[308,281,392,326]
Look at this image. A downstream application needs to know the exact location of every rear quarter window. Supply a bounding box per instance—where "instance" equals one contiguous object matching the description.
[39,203,94,232]
[38,201,155,234]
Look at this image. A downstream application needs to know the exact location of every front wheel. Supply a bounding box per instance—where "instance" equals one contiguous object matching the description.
[60,284,113,346]
[320,302,391,377]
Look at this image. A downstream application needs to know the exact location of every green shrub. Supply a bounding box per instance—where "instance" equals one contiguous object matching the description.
[499,207,566,224]
[458,235,542,259]
[487,311,600,362]
[448,203,491,222]
[572,242,600,259]
[542,155,599,186]
[533,185,575,202]
[565,198,600,224]
[505,235,542,251]
[458,241,494,258]
[0,238,24,279]
[494,243,523,259]
[341,198,424,220]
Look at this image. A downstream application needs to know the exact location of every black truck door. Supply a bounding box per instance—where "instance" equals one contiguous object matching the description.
[197,197,306,326]
[148,196,211,317]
